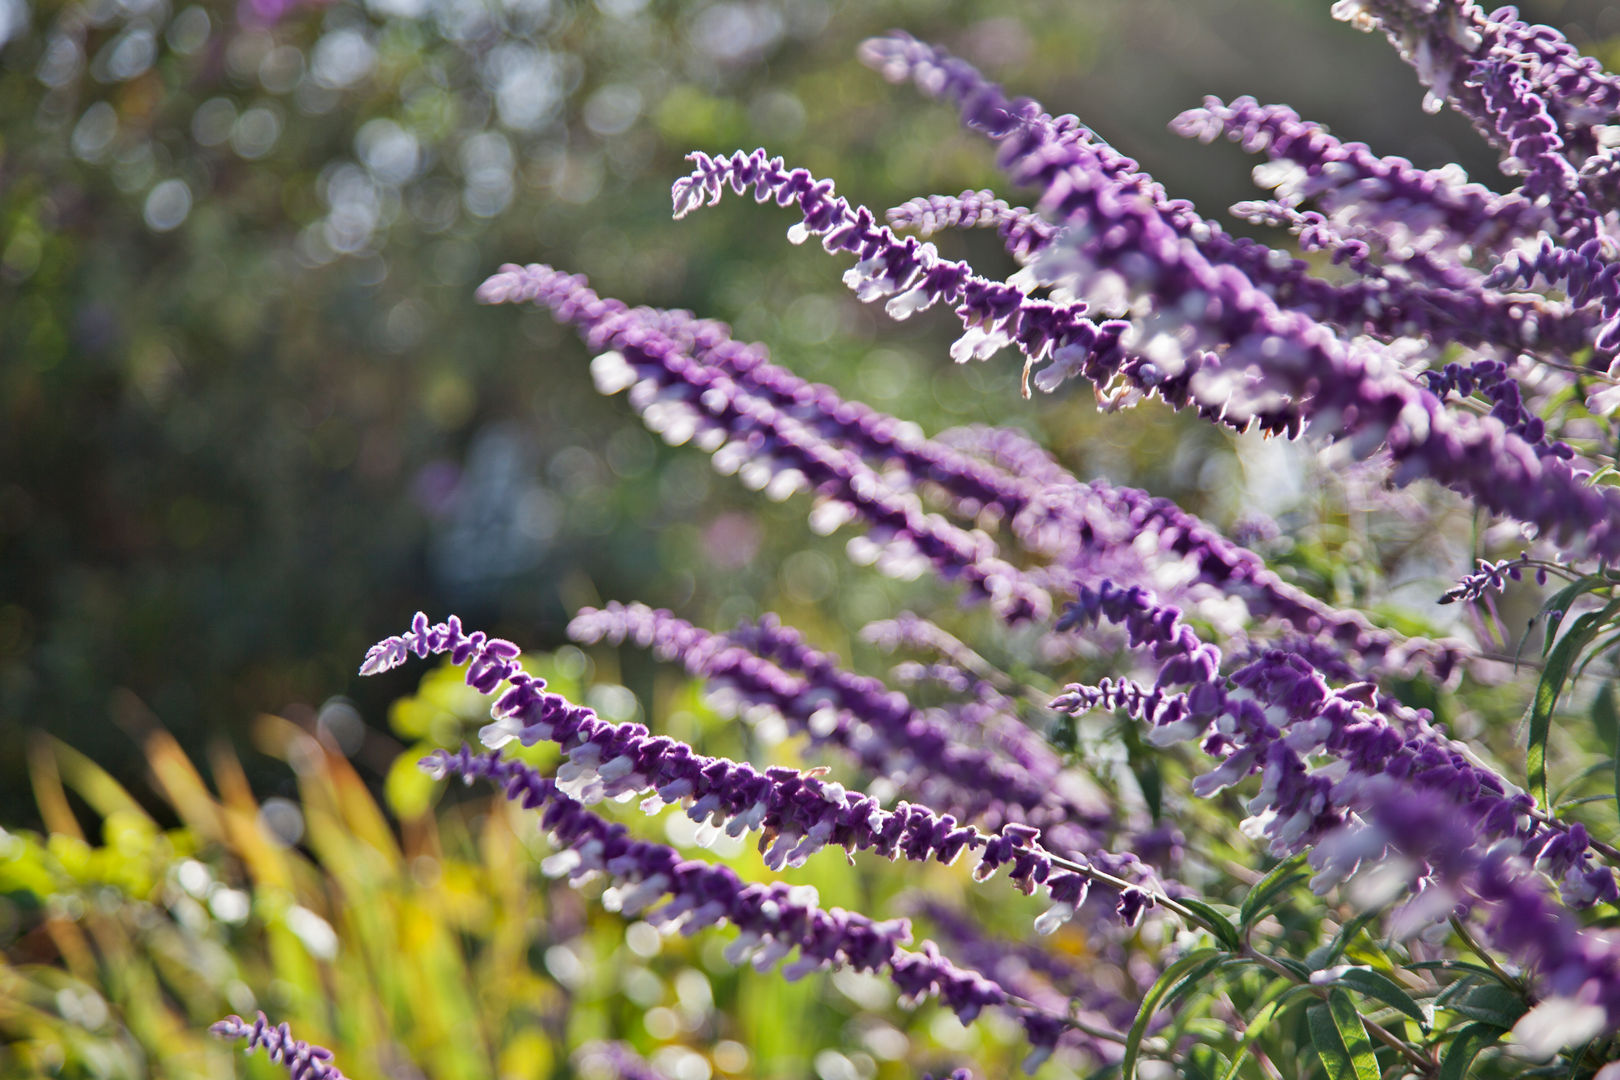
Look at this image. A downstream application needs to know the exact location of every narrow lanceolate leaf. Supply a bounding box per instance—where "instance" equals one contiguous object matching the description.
[1220,983,1317,1080]
[1123,949,1220,1080]
[1437,1023,1504,1080]
[1595,682,1620,821]
[1527,602,1620,807]
[1308,989,1380,1080]
[1239,853,1307,929]
[1539,576,1612,654]
[1439,983,1527,1030]
[1174,898,1243,951]
[1323,967,1432,1030]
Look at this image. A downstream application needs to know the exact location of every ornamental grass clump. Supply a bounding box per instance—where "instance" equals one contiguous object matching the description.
[223,2,1620,1077]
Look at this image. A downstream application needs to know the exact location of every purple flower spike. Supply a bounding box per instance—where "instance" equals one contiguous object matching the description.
[366,615,1161,934]
[211,1014,349,1080]
[1338,783,1620,1040]
[424,746,1074,1071]
[887,189,1058,263]
[479,263,1051,622]
[859,32,1620,563]
[1440,553,1532,604]
[1333,1,1620,164]
[1172,95,1551,252]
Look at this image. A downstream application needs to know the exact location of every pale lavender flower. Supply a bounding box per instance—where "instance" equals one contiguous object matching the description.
[574,1042,671,1080]
[211,1014,349,1080]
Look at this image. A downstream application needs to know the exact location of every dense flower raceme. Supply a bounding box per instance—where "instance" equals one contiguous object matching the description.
[908,896,1147,1036]
[857,33,1620,562]
[1331,1,1620,158]
[417,745,1077,1069]
[478,263,1460,680]
[476,264,1051,623]
[886,190,1058,263]
[1172,95,1552,256]
[566,601,1097,836]
[361,613,1174,941]
[1052,581,1618,911]
[671,147,1308,435]
[1322,782,1620,1040]
[211,1014,348,1080]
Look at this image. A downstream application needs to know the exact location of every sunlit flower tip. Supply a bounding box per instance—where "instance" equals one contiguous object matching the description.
[1032,901,1076,935]
[210,1013,348,1080]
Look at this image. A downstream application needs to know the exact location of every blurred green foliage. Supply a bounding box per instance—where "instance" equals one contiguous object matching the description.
[0,652,1082,1078]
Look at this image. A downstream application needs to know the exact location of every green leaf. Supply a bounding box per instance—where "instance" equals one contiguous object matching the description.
[1528,602,1620,808]
[1122,949,1220,1080]
[1164,953,1228,1006]
[1324,967,1432,1030]
[1438,1022,1504,1080]
[1307,990,1380,1080]
[1440,983,1528,1029]
[1408,961,1498,980]
[1309,911,1379,970]
[1220,983,1318,1080]
[1239,853,1308,929]
[1599,683,1620,825]
[1539,576,1612,654]
[1175,898,1243,951]
[1595,682,1620,747]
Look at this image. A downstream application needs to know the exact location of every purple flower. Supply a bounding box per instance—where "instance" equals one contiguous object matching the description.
[1173,95,1551,253]
[859,32,1620,563]
[1440,553,1534,604]
[1334,783,1620,1039]
[573,1042,672,1080]
[423,746,1072,1071]
[479,263,1051,622]
[886,189,1057,263]
[210,1014,349,1080]
[366,614,1155,935]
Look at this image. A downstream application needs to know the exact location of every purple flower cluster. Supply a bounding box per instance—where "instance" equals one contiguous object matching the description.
[364,614,1143,942]
[424,4,1620,1073]
[1323,782,1620,1035]
[1052,577,1617,910]
[423,745,1072,1070]
[1439,553,1535,604]
[861,32,1620,561]
[211,1014,348,1080]
[568,602,1083,830]
[886,190,1057,263]
[477,263,1050,622]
